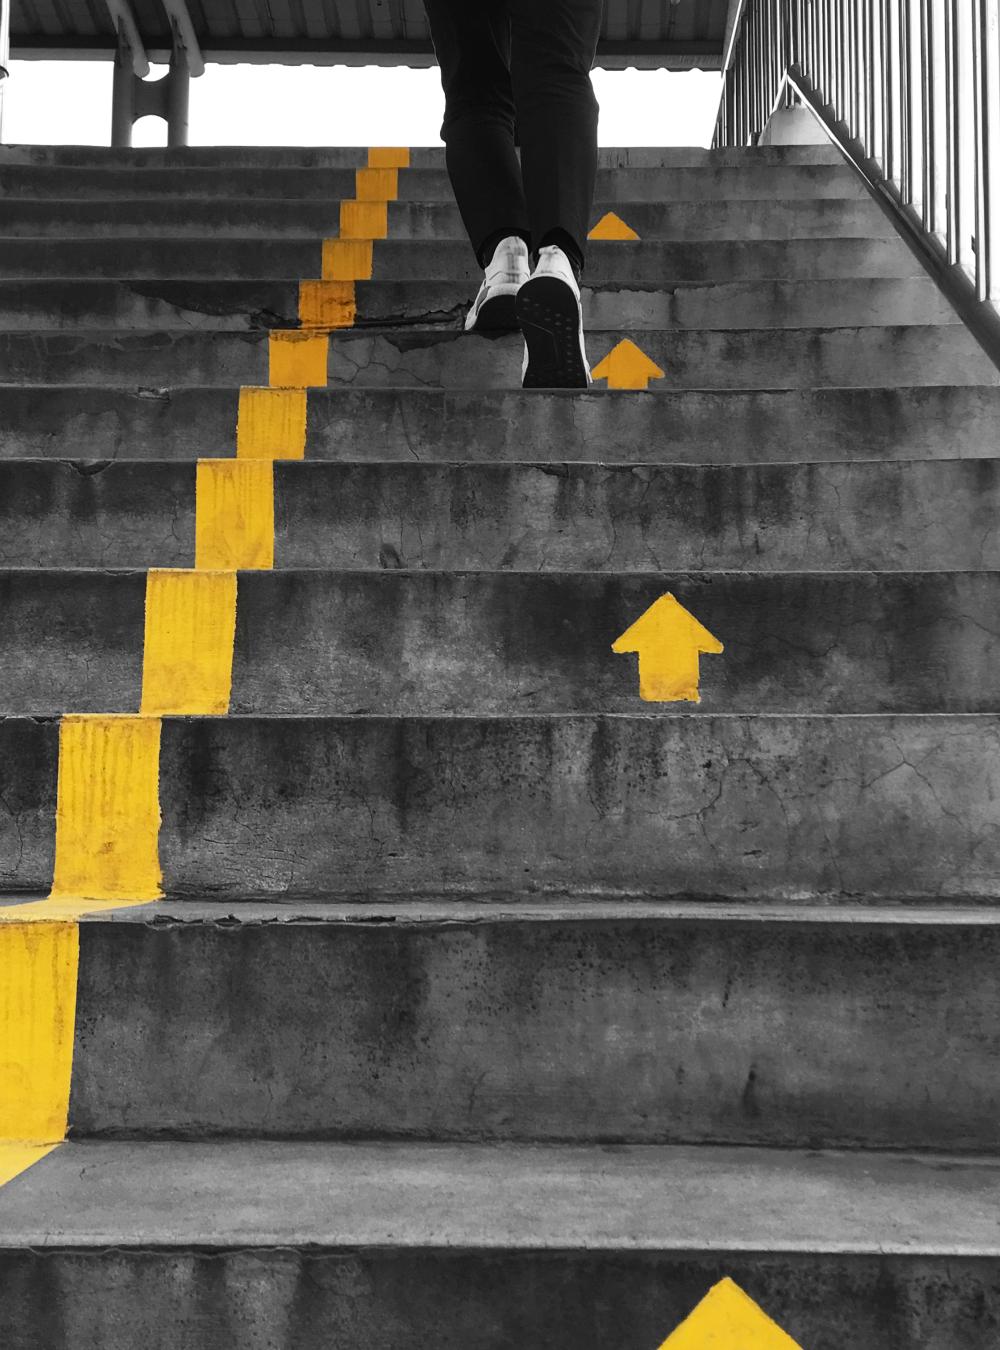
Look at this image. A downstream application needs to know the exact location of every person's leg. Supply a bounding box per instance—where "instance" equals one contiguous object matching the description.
[422,0,530,265]
[507,0,602,277]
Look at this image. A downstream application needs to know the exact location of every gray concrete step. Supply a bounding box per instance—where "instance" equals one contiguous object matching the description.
[0,143,846,168]
[59,900,1000,1151]
[6,458,998,572]
[3,385,998,463]
[0,1141,997,1350]
[0,163,867,201]
[0,236,917,282]
[0,196,893,241]
[0,325,988,389]
[0,276,955,332]
[4,713,999,900]
[5,569,1000,717]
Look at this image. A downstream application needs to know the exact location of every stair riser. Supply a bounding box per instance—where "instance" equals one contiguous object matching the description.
[3,387,998,463]
[0,238,916,282]
[0,1248,995,1350]
[3,716,998,900]
[2,326,988,390]
[0,145,846,168]
[0,277,954,332]
[0,198,892,241]
[68,913,1000,1150]
[0,165,867,201]
[6,459,999,573]
[5,570,1000,716]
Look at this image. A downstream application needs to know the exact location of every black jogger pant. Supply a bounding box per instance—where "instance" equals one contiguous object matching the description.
[421,0,603,273]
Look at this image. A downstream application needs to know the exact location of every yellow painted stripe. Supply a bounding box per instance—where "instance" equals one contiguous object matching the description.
[340,199,389,240]
[355,166,399,200]
[322,238,374,281]
[49,714,163,904]
[0,1142,60,1187]
[367,146,410,168]
[659,1278,802,1348]
[588,211,640,241]
[236,387,307,460]
[195,459,274,570]
[298,280,357,332]
[141,569,237,716]
[0,918,78,1143]
[269,330,330,388]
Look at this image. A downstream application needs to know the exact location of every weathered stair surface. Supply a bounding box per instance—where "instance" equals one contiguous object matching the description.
[2,139,1000,1350]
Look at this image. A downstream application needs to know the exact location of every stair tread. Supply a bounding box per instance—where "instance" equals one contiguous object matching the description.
[1,1140,998,1252]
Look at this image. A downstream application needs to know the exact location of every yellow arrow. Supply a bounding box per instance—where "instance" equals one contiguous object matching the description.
[588,211,640,240]
[657,1278,803,1349]
[612,592,723,703]
[591,338,665,390]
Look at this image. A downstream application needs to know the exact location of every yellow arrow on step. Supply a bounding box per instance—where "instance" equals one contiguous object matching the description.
[612,592,723,703]
[592,339,665,390]
[588,211,640,240]
[657,1278,803,1349]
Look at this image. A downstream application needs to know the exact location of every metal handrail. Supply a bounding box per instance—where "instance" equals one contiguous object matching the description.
[713,0,1000,358]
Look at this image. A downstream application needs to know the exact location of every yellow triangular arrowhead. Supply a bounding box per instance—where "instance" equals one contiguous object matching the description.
[588,211,640,241]
[657,1278,803,1349]
[591,339,665,390]
[612,592,723,703]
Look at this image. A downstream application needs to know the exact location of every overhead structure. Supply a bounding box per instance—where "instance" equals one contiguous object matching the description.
[9,0,740,70]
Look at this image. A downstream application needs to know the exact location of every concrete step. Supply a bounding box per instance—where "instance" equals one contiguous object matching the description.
[3,385,999,463]
[0,195,893,241]
[5,569,1000,717]
[3,383,993,461]
[0,326,988,389]
[0,143,846,168]
[0,1141,997,1350]
[4,713,999,900]
[54,900,1000,1151]
[0,236,917,282]
[0,276,955,333]
[6,458,999,573]
[0,163,867,201]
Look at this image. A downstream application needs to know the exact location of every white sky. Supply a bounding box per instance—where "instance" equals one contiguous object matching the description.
[1,62,722,147]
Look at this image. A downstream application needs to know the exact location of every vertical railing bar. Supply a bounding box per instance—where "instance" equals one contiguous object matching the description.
[986,0,1000,300]
[866,0,877,155]
[882,0,894,182]
[899,0,912,203]
[919,0,933,230]
[947,0,962,264]
[972,0,988,300]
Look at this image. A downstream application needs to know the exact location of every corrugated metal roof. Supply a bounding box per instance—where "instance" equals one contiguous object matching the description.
[10,0,737,69]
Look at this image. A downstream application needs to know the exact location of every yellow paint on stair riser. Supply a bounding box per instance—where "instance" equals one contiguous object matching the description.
[322,238,374,281]
[340,199,389,240]
[49,715,163,903]
[592,339,665,391]
[269,330,330,388]
[0,1142,60,1187]
[141,569,237,716]
[612,592,724,703]
[299,280,357,332]
[367,147,410,169]
[236,387,307,459]
[195,459,274,570]
[658,1278,802,1348]
[354,166,399,200]
[0,920,78,1146]
[588,211,640,240]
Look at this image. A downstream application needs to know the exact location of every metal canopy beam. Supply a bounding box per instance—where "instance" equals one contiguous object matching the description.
[103,0,149,77]
[158,0,203,78]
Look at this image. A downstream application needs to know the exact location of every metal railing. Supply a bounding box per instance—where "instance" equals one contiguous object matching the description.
[0,0,11,142]
[714,0,1000,355]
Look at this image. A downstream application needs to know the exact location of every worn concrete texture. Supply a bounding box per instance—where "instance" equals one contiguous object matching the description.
[0,196,894,242]
[1,1144,999,1349]
[68,906,1000,1149]
[9,458,1000,572]
[3,385,997,464]
[0,236,917,283]
[149,714,1000,901]
[2,325,988,389]
[0,163,866,202]
[0,276,956,334]
[7,568,1000,715]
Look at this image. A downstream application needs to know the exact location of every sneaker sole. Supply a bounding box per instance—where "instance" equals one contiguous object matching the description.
[516,276,589,389]
[466,292,519,333]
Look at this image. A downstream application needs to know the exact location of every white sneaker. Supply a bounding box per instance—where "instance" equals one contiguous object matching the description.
[465,235,530,333]
[515,244,591,389]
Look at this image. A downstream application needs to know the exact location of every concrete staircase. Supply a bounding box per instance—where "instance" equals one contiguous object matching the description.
[1,142,1000,1349]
